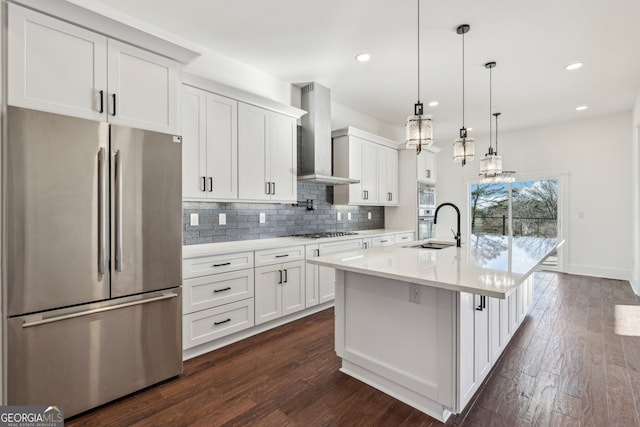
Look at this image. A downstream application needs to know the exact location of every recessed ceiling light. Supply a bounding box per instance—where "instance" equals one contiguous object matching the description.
[576,105,588,111]
[428,101,439,107]
[566,62,583,71]
[355,53,371,62]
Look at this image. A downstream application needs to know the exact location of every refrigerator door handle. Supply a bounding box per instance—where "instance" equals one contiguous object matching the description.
[22,292,179,328]
[98,147,107,275]
[115,149,123,272]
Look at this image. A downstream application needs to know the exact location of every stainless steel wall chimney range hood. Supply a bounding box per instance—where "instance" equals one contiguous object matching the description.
[298,83,359,185]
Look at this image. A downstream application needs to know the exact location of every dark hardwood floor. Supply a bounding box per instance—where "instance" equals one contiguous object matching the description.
[67,272,640,426]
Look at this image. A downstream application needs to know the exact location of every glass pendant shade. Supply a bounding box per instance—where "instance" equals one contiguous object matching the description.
[480,152,502,174]
[481,170,515,184]
[453,136,475,163]
[405,110,433,150]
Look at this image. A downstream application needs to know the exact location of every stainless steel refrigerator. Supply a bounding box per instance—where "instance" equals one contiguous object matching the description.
[5,106,183,417]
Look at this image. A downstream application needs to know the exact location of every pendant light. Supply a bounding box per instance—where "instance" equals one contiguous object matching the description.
[481,113,516,183]
[452,24,474,166]
[405,0,433,154]
[480,62,502,175]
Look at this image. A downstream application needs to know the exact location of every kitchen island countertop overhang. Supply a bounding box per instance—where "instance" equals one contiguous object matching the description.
[307,235,563,299]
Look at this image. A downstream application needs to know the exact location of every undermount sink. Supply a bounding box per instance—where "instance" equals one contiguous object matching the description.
[407,241,456,250]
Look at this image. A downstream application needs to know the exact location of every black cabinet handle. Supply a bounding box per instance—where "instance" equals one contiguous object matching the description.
[201,177,206,192]
[208,177,213,192]
[475,295,486,311]
[278,269,283,284]
[275,254,289,258]
[214,318,231,326]
[99,90,104,113]
[213,287,231,293]
[111,93,116,116]
[315,249,320,257]
[284,269,288,283]
[212,262,231,267]
[271,182,276,195]
[380,240,389,243]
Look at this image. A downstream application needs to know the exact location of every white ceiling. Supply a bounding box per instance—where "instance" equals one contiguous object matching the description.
[75,0,640,141]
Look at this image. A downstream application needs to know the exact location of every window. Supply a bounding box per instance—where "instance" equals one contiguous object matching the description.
[470,178,559,269]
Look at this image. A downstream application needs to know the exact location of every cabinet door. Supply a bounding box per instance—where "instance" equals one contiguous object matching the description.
[377,146,398,205]
[206,93,238,200]
[8,4,107,121]
[305,245,320,308]
[107,39,178,134]
[377,146,389,204]
[269,112,297,202]
[282,261,305,316]
[318,266,336,303]
[254,265,282,325]
[362,142,379,204]
[458,292,477,409]
[386,147,399,205]
[181,86,207,199]
[475,296,492,382]
[417,150,436,184]
[238,103,270,201]
[348,137,365,204]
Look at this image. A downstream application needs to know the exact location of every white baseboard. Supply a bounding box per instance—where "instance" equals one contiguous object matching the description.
[568,264,631,282]
[182,301,334,361]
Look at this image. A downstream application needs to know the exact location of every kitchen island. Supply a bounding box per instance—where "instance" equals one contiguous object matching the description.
[308,235,561,422]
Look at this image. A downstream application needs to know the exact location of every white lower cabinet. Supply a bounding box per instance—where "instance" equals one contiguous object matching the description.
[183,299,254,349]
[254,260,305,325]
[458,292,491,409]
[182,253,256,350]
[305,238,365,307]
[459,278,534,411]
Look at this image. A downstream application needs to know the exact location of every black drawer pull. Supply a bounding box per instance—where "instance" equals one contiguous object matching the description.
[214,287,231,293]
[213,262,231,267]
[214,318,231,326]
[275,254,289,258]
[380,240,389,243]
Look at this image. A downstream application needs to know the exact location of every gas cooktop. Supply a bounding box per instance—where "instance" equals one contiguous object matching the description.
[291,231,359,239]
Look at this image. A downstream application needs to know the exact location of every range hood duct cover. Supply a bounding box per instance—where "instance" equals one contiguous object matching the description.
[298,83,359,185]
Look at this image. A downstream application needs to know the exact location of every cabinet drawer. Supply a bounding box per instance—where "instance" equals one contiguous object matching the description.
[183,251,254,279]
[371,235,395,247]
[183,269,254,314]
[318,238,363,255]
[183,299,254,349]
[394,233,414,244]
[254,245,305,267]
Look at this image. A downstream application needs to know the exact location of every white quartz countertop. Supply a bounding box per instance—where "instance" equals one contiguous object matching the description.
[307,235,563,299]
[182,228,413,259]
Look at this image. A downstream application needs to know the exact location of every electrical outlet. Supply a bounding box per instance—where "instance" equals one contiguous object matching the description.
[219,213,226,225]
[337,212,342,221]
[189,213,199,226]
[259,212,266,223]
[347,212,352,221]
[368,212,372,220]
[409,284,422,304]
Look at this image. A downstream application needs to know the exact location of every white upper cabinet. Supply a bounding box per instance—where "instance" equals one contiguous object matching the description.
[379,146,398,205]
[238,102,297,203]
[8,4,179,134]
[332,127,399,206]
[106,39,177,133]
[181,85,238,200]
[8,4,107,121]
[417,149,437,184]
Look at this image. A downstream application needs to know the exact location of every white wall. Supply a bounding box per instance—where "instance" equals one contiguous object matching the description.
[331,102,403,142]
[434,112,633,281]
[632,92,640,294]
